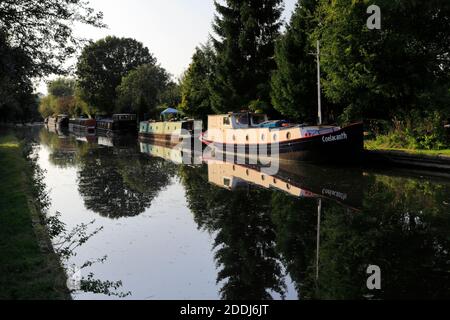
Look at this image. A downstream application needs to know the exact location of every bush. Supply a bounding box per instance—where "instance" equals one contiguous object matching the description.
[368,111,449,150]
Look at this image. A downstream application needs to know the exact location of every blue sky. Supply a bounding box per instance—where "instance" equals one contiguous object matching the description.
[38,0,298,92]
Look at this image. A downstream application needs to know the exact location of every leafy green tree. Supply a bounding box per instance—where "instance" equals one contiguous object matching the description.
[0,32,36,122]
[210,0,283,115]
[159,81,182,110]
[38,95,58,118]
[179,43,215,121]
[76,36,155,114]
[48,78,76,98]
[116,64,171,118]
[271,0,319,122]
[0,0,104,77]
[316,0,450,122]
[38,78,91,118]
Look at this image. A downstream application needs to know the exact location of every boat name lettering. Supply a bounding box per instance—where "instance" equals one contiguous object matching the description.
[322,132,348,143]
[322,188,348,201]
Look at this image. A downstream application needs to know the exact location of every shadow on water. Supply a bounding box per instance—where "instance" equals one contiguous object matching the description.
[34,126,450,299]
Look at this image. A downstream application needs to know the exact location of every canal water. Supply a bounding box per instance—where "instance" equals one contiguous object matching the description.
[31,127,450,299]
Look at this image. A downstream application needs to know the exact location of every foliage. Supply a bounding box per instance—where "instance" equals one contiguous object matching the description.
[76,36,156,114]
[316,0,450,122]
[209,0,283,115]
[0,0,104,77]
[179,43,215,120]
[38,78,91,118]
[48,78,76,98]
[367,112,450,151]
[0,32,38,122]
[116,64,171,118]
[271,0,319,122]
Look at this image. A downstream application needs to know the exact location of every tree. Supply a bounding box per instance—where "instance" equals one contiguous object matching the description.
[116,64,171,118]
[76,36,156,114]
[48,78,76,98]
[316,0,450,122]
[159,81,182,110]
[38,95,58,118]
[38,78,91,118]
[0,32,36,122]
[271,0,319,123]
[0,0,104,77]
[210,0,283,115]
[179,43,215,121]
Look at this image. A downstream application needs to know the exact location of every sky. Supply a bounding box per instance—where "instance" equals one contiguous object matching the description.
[37,0,298,93]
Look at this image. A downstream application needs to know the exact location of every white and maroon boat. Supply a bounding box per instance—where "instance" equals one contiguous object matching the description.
[201,112,364,163]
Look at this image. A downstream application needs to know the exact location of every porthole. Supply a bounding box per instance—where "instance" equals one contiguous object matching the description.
[273,179,277,184]
[261,134,265,141]
[233,165,236,171]
[261,175,265,181]
[286,184,291,190]
[246,169,250,176]
[246,135,249,142]
[287,132,292,140]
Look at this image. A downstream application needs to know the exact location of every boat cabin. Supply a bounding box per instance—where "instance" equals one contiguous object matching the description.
[208,113,269,130]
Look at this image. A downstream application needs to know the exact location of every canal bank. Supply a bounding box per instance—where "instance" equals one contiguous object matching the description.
[364,149,450,176]
[0,134,70,299]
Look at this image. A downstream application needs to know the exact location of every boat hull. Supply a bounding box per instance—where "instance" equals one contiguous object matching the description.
[139,132,202,148]
[208,122,364,164]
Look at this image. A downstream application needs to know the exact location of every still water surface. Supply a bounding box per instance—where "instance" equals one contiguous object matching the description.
[33,127,450,299]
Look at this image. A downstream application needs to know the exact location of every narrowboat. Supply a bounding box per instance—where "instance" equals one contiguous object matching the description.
[139,108,202,147]
[69,118,96,135]
[96,114,137,134]
[47,115,69,129]
[139,119,203,146]
[201,112,364,163]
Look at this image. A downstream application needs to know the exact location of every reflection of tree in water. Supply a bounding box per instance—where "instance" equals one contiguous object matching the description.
[271,174,450,299]
[78,147,176,218]
[39,128,90,168]
[180,166,287,300]
[270,193,319,299]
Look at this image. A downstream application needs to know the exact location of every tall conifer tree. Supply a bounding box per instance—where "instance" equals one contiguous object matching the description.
[210,0,283,114]
[271,0,319,123]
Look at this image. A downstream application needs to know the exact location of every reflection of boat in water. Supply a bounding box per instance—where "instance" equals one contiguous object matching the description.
[69,118,96,135]
[206,158,364,210]
[46,114,69,130]
[201,112,364,163]
[139,139,203,165]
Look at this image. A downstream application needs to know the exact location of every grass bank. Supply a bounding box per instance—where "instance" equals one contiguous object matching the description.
[0,134,69,299]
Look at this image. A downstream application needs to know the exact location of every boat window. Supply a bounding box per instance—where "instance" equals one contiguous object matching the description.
[236,114,249,126]
[223,178,231,187]
[287,132,291,140]
[223,117,231,126]
[251,114,267,125]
